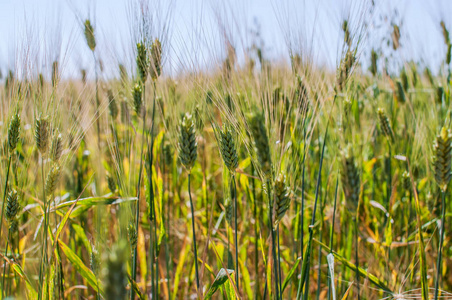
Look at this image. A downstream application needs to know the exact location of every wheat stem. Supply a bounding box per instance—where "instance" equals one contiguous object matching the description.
[434,191,446,300]
[1,232,9,298]
[0,156,12,243]
[188,173,200,290]
[232,174,239,290]
[38,156,46,300]
[131,83,146,300]
[354,216,360,300]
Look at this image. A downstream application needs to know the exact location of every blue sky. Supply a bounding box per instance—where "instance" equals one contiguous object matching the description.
[0,0,450,79]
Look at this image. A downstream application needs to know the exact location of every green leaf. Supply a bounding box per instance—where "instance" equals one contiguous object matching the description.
[58,240,100,293]
[172,241,189,300]
[53,196,137,211]
[282,257,301,293]
[72,223,92,255]
[204,268,235,300]
[10,263,37,298]
[314,239,392,294]
[224,279,235,300]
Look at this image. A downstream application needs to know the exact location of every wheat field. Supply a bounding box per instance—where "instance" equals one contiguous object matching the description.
[0,0,452,299]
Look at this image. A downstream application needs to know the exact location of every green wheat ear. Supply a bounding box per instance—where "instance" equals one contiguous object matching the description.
[395,81,405,103]
[136,42,149,82]
[35,115,50,154]
[84,19,96,52]
[377,108,395,143]
[50,131,63,163]
[5,189,19,222]
[45,165,61,197]
[9,218,18,236]
[248,111,272,178]
[446,43,451,65]
[400,68,409,92]
[402,171,411,191]
[8,113,20,153]
[273,173,290,229]
[163,143,173,167]
[107,89,119,119]
[369,49,378,76]
[102,241,128,300]
[132,82,143,117]
[436,86,444,104]
[341,144,360,214]
[127,223,138,252]
[107,173,117,193]
[433,127,452,192]
[218,124,239,173]
[178,113,197,171]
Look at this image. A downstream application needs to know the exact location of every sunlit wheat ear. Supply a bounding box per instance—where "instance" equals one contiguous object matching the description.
[5,189,19,222]
[341,144,360,214]
[52,61,59,87]
[132,83,143,117]
[81,69,87,85]
[342,20,351,47]
[150,38,162,81]
[295,75,309,115]
[84,19,96,52]
[337,50,356,91]
[248,111,272,178]
[433,127,452,192]
[402,171,411,191]
[8,113,21,153]
[35,115,50,154]
[127,223,138,252]
[273,173,290,229]
[102,241,128,300]
[377,108,395,143]
[392,24,400,50]
[218,124,239,174]
[178,113,197,171]
[106,173,116,193]
[136,42,149,83]
[38,73,45,91]
[50,131,63,163]
[107,89,119,120]
[45,165,60,196]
